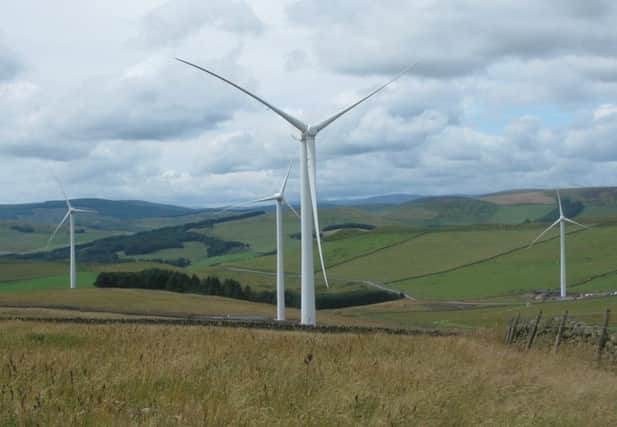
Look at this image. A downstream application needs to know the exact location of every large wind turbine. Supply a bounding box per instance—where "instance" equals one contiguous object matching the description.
[177,57,411,325]
[47,184,95,289]
[220,165,299,321]
[529,190,587,298]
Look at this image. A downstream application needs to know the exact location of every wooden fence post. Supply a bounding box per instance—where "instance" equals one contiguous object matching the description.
[505,316,514,344]
[526,311,542,350]
[597,309,610,361]
[507,313,520,345]
[553,310,568,354]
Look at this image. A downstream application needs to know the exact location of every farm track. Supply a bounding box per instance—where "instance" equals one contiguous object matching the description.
[0,305,455,337]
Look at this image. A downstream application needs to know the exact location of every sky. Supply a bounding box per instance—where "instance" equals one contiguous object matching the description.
[1,0,616,207]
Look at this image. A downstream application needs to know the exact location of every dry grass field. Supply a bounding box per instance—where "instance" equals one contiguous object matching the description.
[1,321,616,426]
[0,288,389,328]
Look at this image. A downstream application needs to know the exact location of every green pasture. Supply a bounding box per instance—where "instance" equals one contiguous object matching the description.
[326,227,546,283]
[0,221,125,254]
[0,271,97,293]
[225,227,420,274]
[0,261,68,282]
[391,225,617,300]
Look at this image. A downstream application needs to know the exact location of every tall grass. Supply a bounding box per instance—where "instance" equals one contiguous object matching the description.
[1,321,616,426]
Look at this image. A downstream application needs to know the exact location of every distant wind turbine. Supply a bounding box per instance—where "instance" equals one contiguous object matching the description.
[177,57,412,325]
[219,165,299,321]
[47,182,96,289]
[528,190,588,298]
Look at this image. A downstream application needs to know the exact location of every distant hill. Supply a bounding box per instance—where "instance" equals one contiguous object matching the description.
[328,193,421,206]
[480,190,555,205]
[396,196,499,225]
[0,199,207,224]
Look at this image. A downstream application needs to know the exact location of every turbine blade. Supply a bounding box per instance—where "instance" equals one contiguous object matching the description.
[563,217,588,229]
[556,190,563,217]
[72,208,97,214]
[176,58,308,133]
[53,176,72,209]
[280,162,293,194]
[282,198,300,220]
[528,219,561,247]
[306,143,329,288]
[311,64,414,134]
[47,211,71,248]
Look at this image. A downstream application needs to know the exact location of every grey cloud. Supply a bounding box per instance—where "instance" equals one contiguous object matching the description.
[0,37,23,81]
[287,1,617,80]
[141,0,263,46]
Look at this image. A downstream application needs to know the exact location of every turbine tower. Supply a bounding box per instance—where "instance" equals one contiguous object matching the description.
[177,57,411,325]
[529,190,587,298]
[47,183,95,289]
[219,165,299,321]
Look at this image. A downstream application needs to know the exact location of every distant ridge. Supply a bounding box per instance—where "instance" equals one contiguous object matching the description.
[328,193,421,206]
[0,198,207,222]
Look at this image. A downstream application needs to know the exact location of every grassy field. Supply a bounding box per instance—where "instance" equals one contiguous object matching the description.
[0,288,386,327]
[225,227,420,275]
[390,225,617,300]
[0,288,283,318]
[0,272,97,293]
[331,296,617,330]
[0,222,124,254]
[1,321,616,426]
[325,227,545,284]
[2,215,617,335]
[0,261,68,281]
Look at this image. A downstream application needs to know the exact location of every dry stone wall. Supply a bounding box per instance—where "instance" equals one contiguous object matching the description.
[508,314,617,363]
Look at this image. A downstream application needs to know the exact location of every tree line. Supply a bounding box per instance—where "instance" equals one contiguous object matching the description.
[538,199,584,222]
[94,269,403,309]
[4,211,263,263]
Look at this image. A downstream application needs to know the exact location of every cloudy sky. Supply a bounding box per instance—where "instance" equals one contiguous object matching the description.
[1,0,616,206]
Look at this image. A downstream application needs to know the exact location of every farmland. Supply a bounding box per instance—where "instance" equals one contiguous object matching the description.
[2,191,617,426]
[2,189,617,334]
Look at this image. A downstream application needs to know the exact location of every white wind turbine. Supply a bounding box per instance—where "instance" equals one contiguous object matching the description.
[220,165,299,321]
[177,57,411,325]
[529,190,587,298]
[47,183,96,289]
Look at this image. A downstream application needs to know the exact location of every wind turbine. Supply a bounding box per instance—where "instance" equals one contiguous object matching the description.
[47,183,95,289]
[177,57,411,325]
[529,190,587,298]
[220,165,299,321]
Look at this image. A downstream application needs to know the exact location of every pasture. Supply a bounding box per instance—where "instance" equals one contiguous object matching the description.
[2,204,617,335]
[1,321,617,426]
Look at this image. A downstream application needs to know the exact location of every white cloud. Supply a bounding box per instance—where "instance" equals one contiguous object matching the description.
[0,0,617,205]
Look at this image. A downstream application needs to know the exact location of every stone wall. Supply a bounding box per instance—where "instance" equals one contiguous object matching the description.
[507,313,616,362]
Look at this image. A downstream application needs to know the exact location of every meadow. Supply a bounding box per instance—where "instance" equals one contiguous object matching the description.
[1,321,617,426]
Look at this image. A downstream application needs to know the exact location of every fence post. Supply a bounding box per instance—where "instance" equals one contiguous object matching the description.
[507,312,520,345]
[505,316,515,344]
[597,309,611,361]
[526,311,542,350]
[553,310,568,354]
